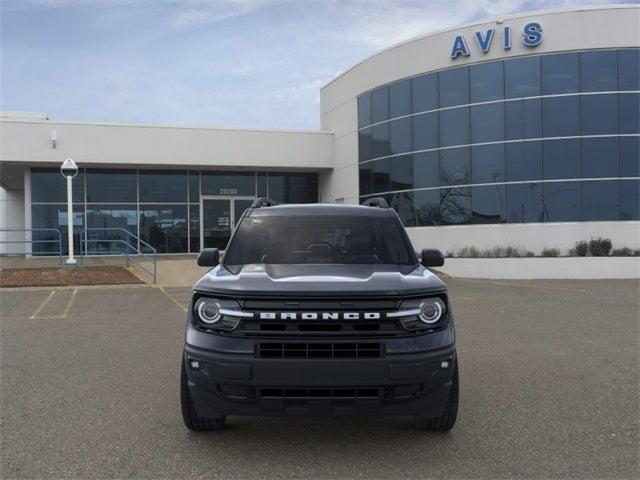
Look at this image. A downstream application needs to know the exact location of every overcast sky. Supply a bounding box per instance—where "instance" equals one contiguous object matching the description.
[0,0,626,130]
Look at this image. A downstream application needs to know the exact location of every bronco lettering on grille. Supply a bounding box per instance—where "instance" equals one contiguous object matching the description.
[258,312,381,320]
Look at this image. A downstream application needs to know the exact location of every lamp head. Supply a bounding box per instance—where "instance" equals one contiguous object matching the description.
[60,158,78,179]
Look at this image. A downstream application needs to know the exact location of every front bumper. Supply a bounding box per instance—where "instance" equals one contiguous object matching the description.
[184,323,456,418]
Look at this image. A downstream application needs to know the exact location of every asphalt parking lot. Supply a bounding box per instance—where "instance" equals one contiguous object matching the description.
[1,278,638,479]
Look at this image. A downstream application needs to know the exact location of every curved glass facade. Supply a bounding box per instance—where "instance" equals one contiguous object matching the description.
[357,49,640,226]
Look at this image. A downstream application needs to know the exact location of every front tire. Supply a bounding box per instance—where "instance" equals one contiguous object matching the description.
[415,359,459,431]
[181,361,226,431]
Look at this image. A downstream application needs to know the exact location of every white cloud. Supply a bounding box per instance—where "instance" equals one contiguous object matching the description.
[170,0,280,29]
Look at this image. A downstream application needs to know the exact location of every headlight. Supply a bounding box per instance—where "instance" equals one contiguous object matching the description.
[419,298,445,324]
[193,296,246,331]
[195,298,221,324]
[392,296,448,331]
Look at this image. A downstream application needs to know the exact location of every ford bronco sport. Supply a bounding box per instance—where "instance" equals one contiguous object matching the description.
[181,198,458,431]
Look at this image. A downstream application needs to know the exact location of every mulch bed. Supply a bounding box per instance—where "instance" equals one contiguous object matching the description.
[0,266,144,287]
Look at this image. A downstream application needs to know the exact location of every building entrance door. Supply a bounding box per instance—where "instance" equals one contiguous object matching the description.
[200,196,253,250]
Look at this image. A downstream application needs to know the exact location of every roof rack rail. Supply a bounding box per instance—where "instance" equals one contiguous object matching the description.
[361,197,390,208]
[250,197,279,208]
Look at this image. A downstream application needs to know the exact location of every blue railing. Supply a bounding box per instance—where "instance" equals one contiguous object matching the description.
[79,228,157,283]
[0,228,63,265]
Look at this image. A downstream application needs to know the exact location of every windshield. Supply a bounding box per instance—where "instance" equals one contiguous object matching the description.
[224,215,417,271]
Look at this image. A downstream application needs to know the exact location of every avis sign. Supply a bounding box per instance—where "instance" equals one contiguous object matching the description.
[450,22,543,59]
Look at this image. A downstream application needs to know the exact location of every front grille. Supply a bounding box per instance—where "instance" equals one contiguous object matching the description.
[260,387,382,399]
[257,342,383,359]
[238,320,402,336]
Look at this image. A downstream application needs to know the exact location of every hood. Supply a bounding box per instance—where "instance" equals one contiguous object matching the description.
[193,263,446,297]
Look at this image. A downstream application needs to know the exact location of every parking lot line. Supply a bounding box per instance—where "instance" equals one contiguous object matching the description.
[29,290,56,320]
[29,288,79,320]
[158,286,188,313]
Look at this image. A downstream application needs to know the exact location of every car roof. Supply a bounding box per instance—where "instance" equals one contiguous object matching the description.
[246,203,396,217]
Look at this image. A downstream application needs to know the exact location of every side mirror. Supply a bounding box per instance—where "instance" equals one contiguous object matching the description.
[421,248,444,267]
[197,248,219,267]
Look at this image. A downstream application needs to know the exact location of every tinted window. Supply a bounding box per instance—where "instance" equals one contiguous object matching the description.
[414,189,441,226]
[371,124,390,158]
[620,137,640,177]
[471,144,505,184]
[31,168,85,203]
[189,171,200,202]
[470,61,504,102]
[541,53,579,94]
[390,155,413,191]
[86,205,138,253]
[620,93,639,134]
[582,137,619,178]
[257,172,268,197]
[389,79,411,118]
[621,179,640,220]
[506,183,543,223]
[267,173,317,203]
[359,128,373,162]
[506,142,543,182]
[581,51,618,92]
[470,103,505,143]
[412,112,438,151]
[139,170,187,203]
[543,139,580,180]
[412,73,438,112]
[505,99,542,140]
[472,185,506,224]
[581,94,619,135]
[139,205,188,253]
[372,159,390,193]
[505,56,541,98]
[31,204,84,255]
[389,117,412,155]
[440,187,471,225]
[543,181,581,222]
[202,172,255,196]
[371,87,389,123]
[618,49,640,91]
[439,67,469,107]
[358,93,371,128]
[387,191,415,227]
[543,96,580,137]
[359,163,373,196]
[189,204,200,252]
[413,151,439,189]
[86,169,136,203]
[440,147,470,186]
[582,180,620,221]
[439,107,469,147]
[224,215,417,268]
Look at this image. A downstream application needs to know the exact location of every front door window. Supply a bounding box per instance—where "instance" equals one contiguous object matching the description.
[200,197,253,251]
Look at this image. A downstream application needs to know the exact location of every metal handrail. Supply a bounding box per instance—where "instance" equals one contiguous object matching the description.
[0,228,63,265]
[79,228,157,283]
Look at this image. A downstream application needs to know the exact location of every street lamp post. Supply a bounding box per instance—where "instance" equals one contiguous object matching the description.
[60,158,78,265]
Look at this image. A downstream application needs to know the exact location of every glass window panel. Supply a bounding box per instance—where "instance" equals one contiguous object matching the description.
[620,137,640,178]
[439,67,469,107]
[541,53,579,94]
[387,191,415,226]
[189,171,200,202]
[505,99,542,140]
[31,204,84,255]
[440,147,470,186]
[542,181,581,222]
[439,107,469,147]
[470,103,505,143]
[471,185,506,224]
[470,61,504,102]
[86,169,136,203]
[201,171,255,196]
[582,137,619,178]
[358,93,371,128]
[471,144,505,184]
[359,128,373,162]
[621,179,640,220]
[440,187,471,225]
[581,94,619,135]
[257,172,268,197]
[505,56,541,98]
[359,163,373,196]
[412,112,438,151]
[389,79,411,118]
[85,205,137,254]
[582,181,620,221]
[389,117,412,155]
[371,86,389,123]
[581,51,618,92]
[267,173,317,204]
[506,142,543,182]
[390,155,413,191]
[543,139,580,180]
[414,189,441,226]
[542,96,580,137]
[619,49,640,91]
[372,159,390,194]
[139,205,188,253]
[412,73,438,113]
[371,123,390,158]
[139,170,187,203]
[413,151,439,189]
[620,93,639,134]
[31,168,85,203]
[506,183,543,223]
[189,204,200,253]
